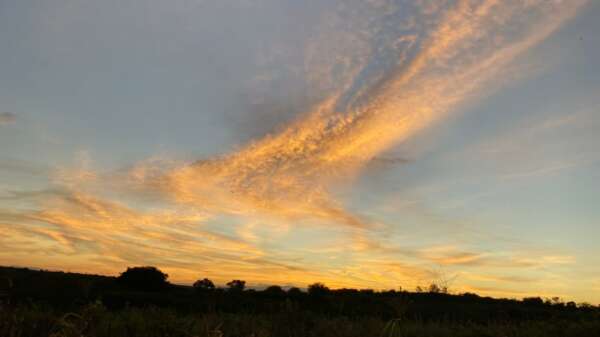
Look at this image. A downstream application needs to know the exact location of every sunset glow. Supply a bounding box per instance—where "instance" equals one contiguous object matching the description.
[1,0,599,304]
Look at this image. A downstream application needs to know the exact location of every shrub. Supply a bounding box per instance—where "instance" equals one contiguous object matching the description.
[117,266,169,291]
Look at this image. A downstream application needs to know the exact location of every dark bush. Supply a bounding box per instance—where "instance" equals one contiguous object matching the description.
[227,280,246,292]
[117,266,169,291]
[193,278,215,291]
[308,283,329,296]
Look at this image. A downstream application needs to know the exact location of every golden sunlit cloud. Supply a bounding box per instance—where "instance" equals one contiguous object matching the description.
[128,0,587,229]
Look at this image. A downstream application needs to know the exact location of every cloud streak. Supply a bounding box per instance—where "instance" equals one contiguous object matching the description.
[126,0,587,228]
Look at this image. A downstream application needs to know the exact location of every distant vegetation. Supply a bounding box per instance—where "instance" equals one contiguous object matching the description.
[1,266,599,337]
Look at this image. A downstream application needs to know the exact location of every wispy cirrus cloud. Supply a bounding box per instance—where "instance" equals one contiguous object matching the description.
[126,0,587,229]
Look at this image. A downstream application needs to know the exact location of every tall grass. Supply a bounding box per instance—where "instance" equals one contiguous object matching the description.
[2,302,600,337]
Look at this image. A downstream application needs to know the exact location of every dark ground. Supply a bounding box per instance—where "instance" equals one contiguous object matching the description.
[1,266,599,337]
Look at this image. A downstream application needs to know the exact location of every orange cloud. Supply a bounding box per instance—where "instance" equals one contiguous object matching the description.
[124,0,587,231]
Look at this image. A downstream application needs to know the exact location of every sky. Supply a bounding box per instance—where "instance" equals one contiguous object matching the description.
[1,0,599,303]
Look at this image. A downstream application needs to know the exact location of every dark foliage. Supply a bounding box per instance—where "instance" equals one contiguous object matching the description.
[117,266,169,292]
[308,282,329,296]
[264,285,285,297]
[193,278,215,291]
[226,279,246,292]
[287,287,303,297]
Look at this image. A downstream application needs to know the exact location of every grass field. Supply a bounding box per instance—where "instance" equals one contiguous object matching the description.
[3,303,600,337]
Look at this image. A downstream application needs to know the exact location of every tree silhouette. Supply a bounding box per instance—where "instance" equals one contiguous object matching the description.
[308,282,329,296]
[428,283,448,294]
[523,297,544,306]
[263,285,285,296]
[193,278,215,291]
[226,279,246,292]
[117,266,169,291]
[287,287,303,297]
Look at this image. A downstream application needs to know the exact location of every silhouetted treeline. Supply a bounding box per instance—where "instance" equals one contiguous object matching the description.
[1,265,598,326]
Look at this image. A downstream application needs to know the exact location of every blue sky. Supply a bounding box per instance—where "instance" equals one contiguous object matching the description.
[1,0,599,303]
